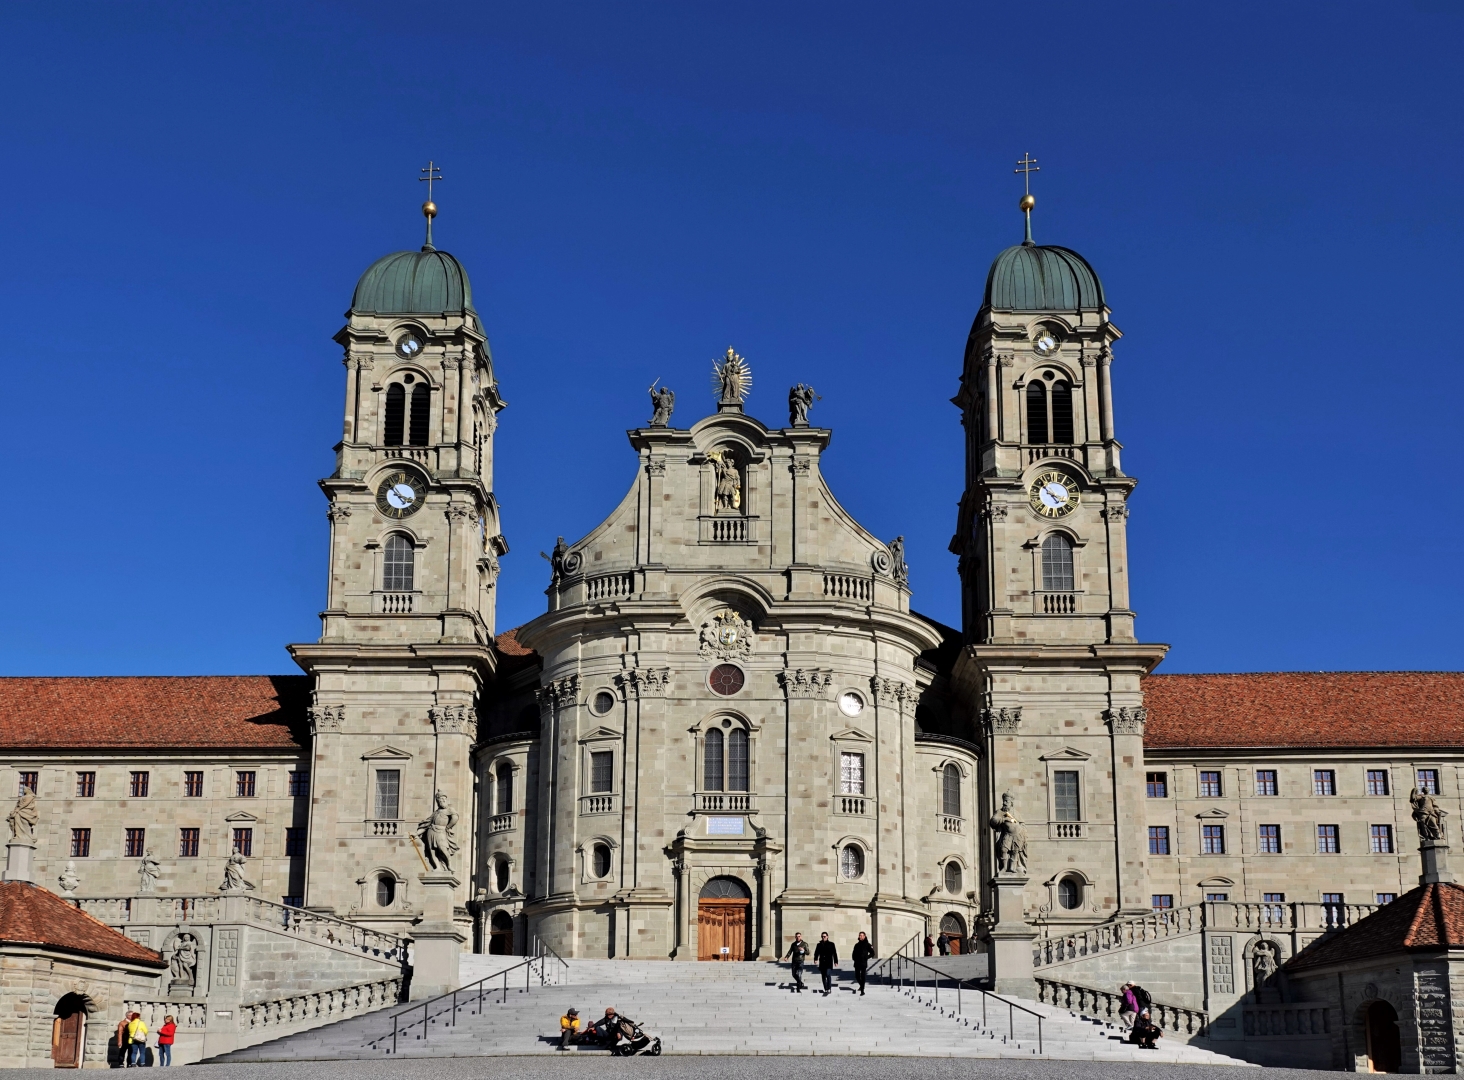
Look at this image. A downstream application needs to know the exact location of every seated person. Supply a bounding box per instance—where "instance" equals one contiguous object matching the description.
[588,1007,621,1048]
[1132,1013,1163,1050]
[558,1008,582,1049]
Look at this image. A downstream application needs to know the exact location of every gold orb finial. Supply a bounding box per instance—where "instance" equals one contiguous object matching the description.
[422,200,438,219]
[1020,193,1035,212]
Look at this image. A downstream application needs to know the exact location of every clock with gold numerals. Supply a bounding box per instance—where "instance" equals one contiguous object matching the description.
[1028,470,1079,518]
[375,471,425,519]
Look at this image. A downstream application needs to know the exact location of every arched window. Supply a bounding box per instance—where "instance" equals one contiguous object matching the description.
[495,762,513,815]
[592,842,612,878]
[376,873,396,907]
[1058,875,1083,909]
[944,861,963,894]
[383,383,405,446]
[383,534,414,591]
[1041,533,1074,592]
[840,844,864,880]
[1051,381,1074,444]
[493,856,510,892]
[727,728,749,792]
[704,729,724,792]
[409,383,431,447]
[1026,381,1048,444]
[942,764,961,817]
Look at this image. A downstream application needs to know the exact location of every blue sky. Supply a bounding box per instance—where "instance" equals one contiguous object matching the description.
[0,2,1460,675]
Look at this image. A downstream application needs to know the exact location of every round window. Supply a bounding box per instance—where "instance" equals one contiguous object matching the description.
[708,664,745,696]
[840,844,865,880]
[376,873,396,907]
[944,861,963,894]
[592,842,612,879]
[838,692,864,717]
[396,333,423,359]
[494,858,510,892]
[1058,876,1082,910]
[592,690,615,715]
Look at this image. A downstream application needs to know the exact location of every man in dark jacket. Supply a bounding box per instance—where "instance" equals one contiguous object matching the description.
[784,932,810,992]
[851,931,875,996]
[813,932,839,995]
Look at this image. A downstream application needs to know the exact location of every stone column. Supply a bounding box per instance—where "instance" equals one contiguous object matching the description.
[4,839,35,883]
[988,872,1036,997]
[457,354,473,448]
[342,356,359,442]
[1106,707,1151,916]
[1098,348,1115,442]
[1421,840,1454,886]
[412,871,465,999]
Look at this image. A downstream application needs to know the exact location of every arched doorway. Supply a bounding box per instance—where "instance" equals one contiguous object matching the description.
[52,993,89,1068]
[940,912,968,955]
[488,910,515,955]
[697,876,751,961]
[1365,1000,1402,1073]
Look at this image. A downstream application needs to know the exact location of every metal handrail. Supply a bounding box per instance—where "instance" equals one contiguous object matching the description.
[872,950,1044,1055]
[533,935,570,980]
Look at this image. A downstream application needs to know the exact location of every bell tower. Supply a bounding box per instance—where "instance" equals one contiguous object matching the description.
[949,169,1166,948]
[289,181,506,969]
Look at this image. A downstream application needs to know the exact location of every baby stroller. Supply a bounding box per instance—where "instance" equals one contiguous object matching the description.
[605,1014,662,1056]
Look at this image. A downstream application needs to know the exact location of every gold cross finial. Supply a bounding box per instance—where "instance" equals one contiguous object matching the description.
[1014,153,1039,243]
[419,160,443,249]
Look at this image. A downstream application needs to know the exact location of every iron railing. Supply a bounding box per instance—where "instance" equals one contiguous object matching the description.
[870,948,1044,1054]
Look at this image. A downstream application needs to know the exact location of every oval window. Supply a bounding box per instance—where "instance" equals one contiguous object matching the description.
[376,873,396,907]
[840,844,865,880]
[1058,876,1082,909]
[709,664,745,696]
[944,861,963,894]
[494,857,510,892]
[593,842,612,879]
[592,690,615,715]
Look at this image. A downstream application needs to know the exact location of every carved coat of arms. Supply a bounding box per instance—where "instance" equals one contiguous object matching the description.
[699,608,752,661]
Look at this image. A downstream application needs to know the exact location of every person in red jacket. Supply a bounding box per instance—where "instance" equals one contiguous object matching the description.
[157,1016,177,1066]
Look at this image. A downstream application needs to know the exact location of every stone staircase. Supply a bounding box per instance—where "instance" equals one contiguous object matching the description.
[210,956,1255,1063]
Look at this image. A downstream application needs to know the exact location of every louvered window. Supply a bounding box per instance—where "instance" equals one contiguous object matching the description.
[1050,381,1074,444]
[1026,382,1048,444]
[409,383,431,446]
[383,383,405,445]
[1041,534,1074,591]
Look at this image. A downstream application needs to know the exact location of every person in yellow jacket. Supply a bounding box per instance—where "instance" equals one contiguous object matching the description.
[126,1013,149,1067]
[558,1008,581,1050]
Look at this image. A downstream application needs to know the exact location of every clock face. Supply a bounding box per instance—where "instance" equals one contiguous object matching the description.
[395,334,423,359]
[1029,471,1079,518]
[376,472,424,519]
[1034,330,1058,356]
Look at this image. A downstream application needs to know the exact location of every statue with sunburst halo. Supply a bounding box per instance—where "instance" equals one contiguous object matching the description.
[712,347,752,406]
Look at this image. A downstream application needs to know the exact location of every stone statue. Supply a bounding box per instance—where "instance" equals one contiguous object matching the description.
[888,536,909,585]
[648,383,675,427]
[168,933,199,989]
[541,536,569,585]
[707,449,741,512]
[138,849,160,894]
[712,347,752,405]
[1413,787,1448,842]
[6,792,37,842]
[1252,941,1278,998]
[220,852,256,893]
[419,791,460,872]
[788,383,818,426]
[988,791,1029,875]
[58,861,80,897]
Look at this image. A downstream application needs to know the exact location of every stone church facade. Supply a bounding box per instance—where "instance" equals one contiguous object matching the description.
[4,201,1463,997]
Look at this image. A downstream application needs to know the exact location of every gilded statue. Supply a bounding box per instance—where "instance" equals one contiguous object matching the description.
[712,347,752,405]
[707,449,742,512]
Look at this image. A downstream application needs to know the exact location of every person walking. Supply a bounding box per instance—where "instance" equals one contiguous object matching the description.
[923,934,935,956]
[1118,983,1139,1030]
[937,931,950,956]
[126,1012,148,1067]
[813,932,839,995]
[156,1015,176,1066]
[110,1015,130,1068]
[558,1008,582,1050]
[851,931,875,996]
[784,932,810,992]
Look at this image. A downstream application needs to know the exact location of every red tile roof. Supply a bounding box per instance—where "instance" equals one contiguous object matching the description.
[0,882,166,967]
[1286,883,1464,972]
[494,628,541,678]
[0,676,309,751]
[1144,672,1464,750]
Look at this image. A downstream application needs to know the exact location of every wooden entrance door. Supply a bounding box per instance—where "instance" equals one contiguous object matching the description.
[52,1012,83,1068]
[697,899,749,961]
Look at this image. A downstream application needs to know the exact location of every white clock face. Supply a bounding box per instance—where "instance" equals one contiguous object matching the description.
[386,483,416,509]
[396,334,423,359]
[1029,470,1078,518]
[376,471,424,519]
[1034,331,1058,355]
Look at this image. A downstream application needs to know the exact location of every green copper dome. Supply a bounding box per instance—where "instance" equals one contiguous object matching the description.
[983,242,1104,313]
[351,247,475,315]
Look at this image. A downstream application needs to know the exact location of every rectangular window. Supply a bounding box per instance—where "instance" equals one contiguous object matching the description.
[1053,770,1081,821]
[282,895,304,908]
[1317,824,1340,853]
[70,828,91,857]
[179,828,199,857]
[288,770,309,797]
[1255,769,1278,796]
[1199,770,1223,798]
[235,771,256,798]
[1263,892,1286,922]
[184,771,203,798]
[1258,824,1281,853]
[124,828,146,858]
[374,770,400,819]
[1145,772,1168,798]
[1313,769,1336,796]
[75,772,95,798]
[129,771,149,798]
[1201,824,1226,854]
[1148,826,1170,855]
[17,771,38,795]
[1151,894,1174,911]
[1418,768,1440,795]
[232,827,253,857]
[1366,769,1390,796]
[1322,891,1344,928]
[285,827,307,856]
[590,751,614,794]
[495,766,513,815]
[1370,824,1394,853]
[840,752,865,795]
[1376,893,1396,905]
[1206,892,1229,902]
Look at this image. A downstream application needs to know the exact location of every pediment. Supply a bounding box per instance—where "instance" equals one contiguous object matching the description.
[579,726,621,743]
[1197,876,1236,888]
[362,745,412,760]
[225,811,257,823]
[830,728,873,744]
[1195,807,1229,819]
[1039,747,1092,762]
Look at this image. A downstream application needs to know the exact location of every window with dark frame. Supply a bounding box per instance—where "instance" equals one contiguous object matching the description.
[1148,826,1170,855]
[1317,824,1340,853]
[1313,769,1336,796]
[1258,824,1281,853]
[1053,770,1081,821]
[1151,894,1174,911]
[282,896,304,908]
[1376,893,1396,905]
[1206,892,1229,902]
[1370,824,1394,853]
[1418,769,1441,795]
[1322,891,1344,928]
[384,383,406,446]
[942,764,961,817]
[1366,770,1390,796]
[1263,892,1286,922]
[232,827,253,857]
[495,762,513,815]
[129,771,149,798]
[124,828,146,858]
[70,828,90,857]
[17,771,37,795]
[1201,824,1225,854]
[184,771,203,797]
[179,828,200,857]
[374,770,401,820]
[288,770,309,797]
[1255,769,1278,796]
[236,771,256,798]
[409,383,431,447]
[590,751,614,794]
[76,772,95,798]
[285,827,307,856]
[1199,770,1222,798]
[1145,772,1168,798]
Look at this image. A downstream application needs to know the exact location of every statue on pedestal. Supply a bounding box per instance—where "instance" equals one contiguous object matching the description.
[58,861,80,897]
[788,384,818,426]
[648,383,675,427]
[6,792,37,842]
[419,791,460,872]
[1413,787,1448,842]
[138,849,161,894]
[989,791,1029,875]
[220,852,256,893]
[168,933,200,991]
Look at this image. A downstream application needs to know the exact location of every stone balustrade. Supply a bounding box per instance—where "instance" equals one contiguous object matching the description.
[1036,976,1209,1038]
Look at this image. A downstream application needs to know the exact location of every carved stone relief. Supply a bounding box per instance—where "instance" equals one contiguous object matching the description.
[698,609,752,661]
